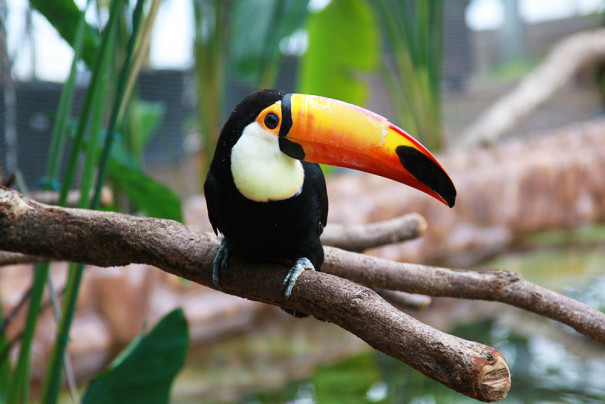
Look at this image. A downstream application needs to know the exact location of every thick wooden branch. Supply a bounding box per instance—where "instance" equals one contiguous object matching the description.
[0,212,426,266]
[0,186,508,401]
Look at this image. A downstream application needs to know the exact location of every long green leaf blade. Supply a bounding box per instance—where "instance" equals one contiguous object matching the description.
[6,265,48,404]
[40,1,123,402]
[44,0,90,189]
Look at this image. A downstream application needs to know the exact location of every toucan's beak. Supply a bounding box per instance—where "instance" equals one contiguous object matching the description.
[280,93,456,207]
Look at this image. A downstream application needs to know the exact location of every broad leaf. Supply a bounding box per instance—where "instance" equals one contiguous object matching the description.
[82,309,189,404]
[30,0,100,68]
[313,353,383,403]
[68,119,183,222]
[298,0,379,106]
[108,159,184,223]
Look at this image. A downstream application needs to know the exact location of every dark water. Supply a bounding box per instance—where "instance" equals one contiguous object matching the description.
[238,314,605,403]
[174,227,605,403]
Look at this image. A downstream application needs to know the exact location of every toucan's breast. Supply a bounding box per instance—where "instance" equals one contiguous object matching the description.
[230,121,305,202]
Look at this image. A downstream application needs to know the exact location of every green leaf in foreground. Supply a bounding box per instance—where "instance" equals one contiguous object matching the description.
[82,308,189,404]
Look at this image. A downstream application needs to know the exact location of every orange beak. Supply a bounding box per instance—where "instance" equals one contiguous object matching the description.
[279,93,456,207]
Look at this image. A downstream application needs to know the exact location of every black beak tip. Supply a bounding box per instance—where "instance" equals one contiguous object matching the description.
[444,188,456,208]
[396,146,457,208]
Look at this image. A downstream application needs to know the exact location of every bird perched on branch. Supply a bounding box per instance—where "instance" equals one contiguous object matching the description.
[204,89,455,315]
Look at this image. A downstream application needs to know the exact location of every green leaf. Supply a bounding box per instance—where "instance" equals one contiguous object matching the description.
[30,0,100,68]
[230,0,309,83]
[298,0,379,106]
[82,309,189,404]
[108,159,184,222]
[120,99,166,161]
[313,353,384,403]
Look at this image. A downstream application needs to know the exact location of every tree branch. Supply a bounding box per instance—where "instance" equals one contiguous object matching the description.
[373,288,432,310]
[29,186,114,207]
[0,186,509,401]
[0,211,426,267]
[3,184,605,397]
[320,213,427,251]
[0,251,45,265]
[323,248,605,344]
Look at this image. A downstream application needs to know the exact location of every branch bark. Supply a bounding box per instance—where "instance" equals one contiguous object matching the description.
[0,212,426,266]
[0,251,44,265]
[29,186,114,207]
[320,213,427,252]
[4,184,605,396]
[0,186,509,401]
[323,248,605,344]
[373,288,432,310]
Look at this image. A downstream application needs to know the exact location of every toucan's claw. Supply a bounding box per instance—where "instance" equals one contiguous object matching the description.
[212,240,229,291]
[282,257,315,298]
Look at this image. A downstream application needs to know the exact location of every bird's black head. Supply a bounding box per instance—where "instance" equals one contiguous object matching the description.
[214,89,285,154]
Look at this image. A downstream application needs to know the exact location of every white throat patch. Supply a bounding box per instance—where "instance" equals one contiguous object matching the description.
[231,122,304,202]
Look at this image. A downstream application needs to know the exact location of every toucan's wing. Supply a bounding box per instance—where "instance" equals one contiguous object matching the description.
[305,162,328,235]
[203,171,222,236]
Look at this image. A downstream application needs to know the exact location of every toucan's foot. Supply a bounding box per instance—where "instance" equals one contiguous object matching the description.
[282,257,315,298]
[212,240,230,291]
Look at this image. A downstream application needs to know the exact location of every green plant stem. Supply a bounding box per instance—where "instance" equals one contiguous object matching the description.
[93,0,144,209]
[44,0,89,190]
[5,2,93,403]
[80,67,113,209]
[39,1,124,403]
[44,277,79,403]
[193,0,226,183]
[380,61,417,135]
[59,0,124,206]
[119,0,162,122]
[5,265,47,404]
[41,2,145,403]
[375,0,444,150]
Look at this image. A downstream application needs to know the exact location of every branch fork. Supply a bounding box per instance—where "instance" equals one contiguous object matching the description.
[2,186,603,401]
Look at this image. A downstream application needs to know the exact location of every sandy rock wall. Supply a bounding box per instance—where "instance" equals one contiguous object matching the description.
[327,119,605,266]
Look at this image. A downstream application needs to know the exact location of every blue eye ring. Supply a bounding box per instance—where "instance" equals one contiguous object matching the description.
[264,113,279,129]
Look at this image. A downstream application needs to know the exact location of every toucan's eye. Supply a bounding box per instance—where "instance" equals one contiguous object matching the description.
[264,113,279,129]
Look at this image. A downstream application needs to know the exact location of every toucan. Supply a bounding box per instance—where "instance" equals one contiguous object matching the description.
[204,89,456,314]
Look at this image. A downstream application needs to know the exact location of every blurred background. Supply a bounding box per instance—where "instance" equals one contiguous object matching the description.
[1,0,605,402]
